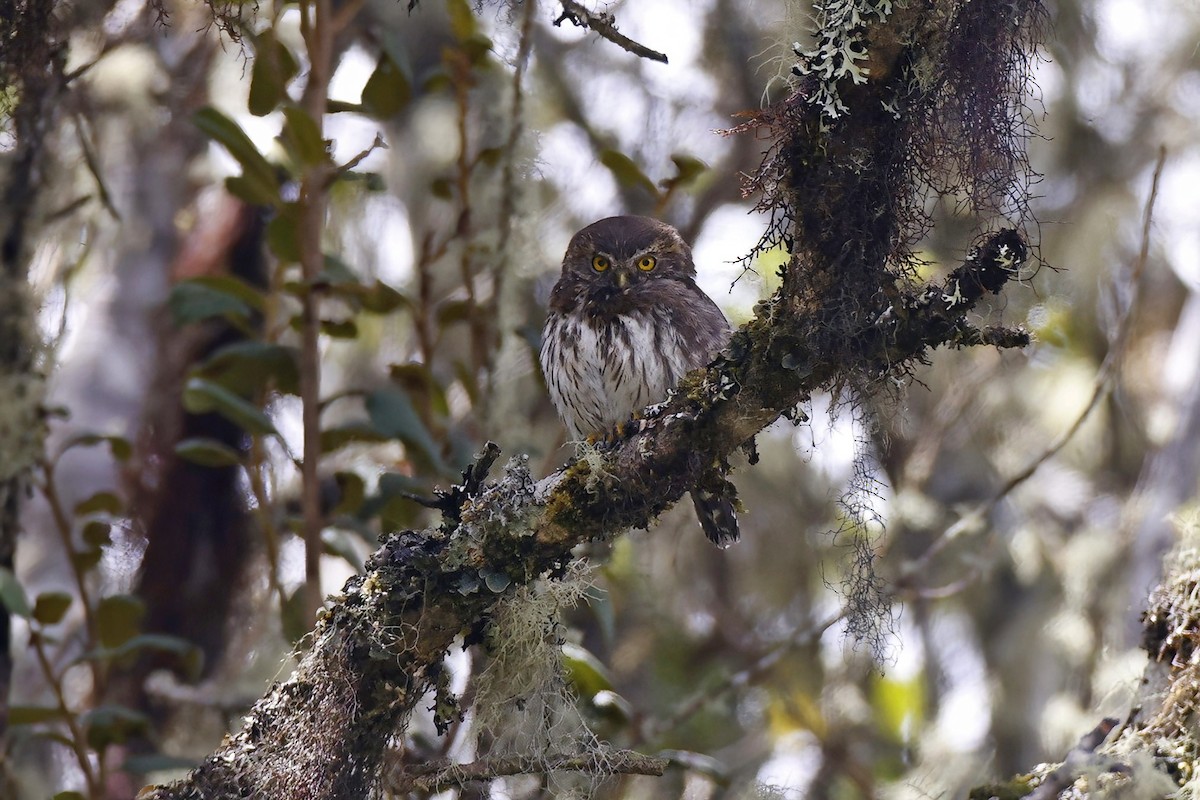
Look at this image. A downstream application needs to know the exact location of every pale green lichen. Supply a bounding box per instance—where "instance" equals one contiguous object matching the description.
[792,0,893,119]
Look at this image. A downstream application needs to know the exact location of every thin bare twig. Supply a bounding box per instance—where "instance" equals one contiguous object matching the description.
[390,749,668,794]
[898,147,1169,585]
[636,611,844,744]
[553,0,668,63]
[30,630,98,796]
[329,133,387,184]
[297,0,339,621]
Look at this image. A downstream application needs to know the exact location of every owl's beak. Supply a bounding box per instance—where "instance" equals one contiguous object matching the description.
[614,269,630,290]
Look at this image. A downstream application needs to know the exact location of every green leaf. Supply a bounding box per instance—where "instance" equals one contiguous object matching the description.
[71,548,103,573]
[437,299,473,327]
[461,34,494,65]
[446,0,477,40]
[320,318,359,338]
[96,594,145,648]
[194,341,301,396]
[361,50,412,119]
[82,705,150,750]
[183,378,278,436]
[0,567,30,619]
[225,174,279,206]
[318,253,358,284]
[87,634,204,681]
[193,107,279,205]
[281,106,329,167]
[9,705,63,725]
[332,471,365,514]
[74,490,122,516]
[168,281,255,327]
[377,471,426,498]
[365,388,443,468]
[561,642,614,699]
[477,146,503,167]
[591,688,633,722]
[359,281,408,314]
[280,587,312,644]
[82,521,112,547]
[59,433,132,461]
[32,592,73,625]
[663,153,709,190]
[322,528,363,571]
[389,362,449,417]
[267,202,302,262]
[320,422,388,454]
[599,149,659,197]
[175,437,243,467]
[53,791,87,800]
[248,32,298,116]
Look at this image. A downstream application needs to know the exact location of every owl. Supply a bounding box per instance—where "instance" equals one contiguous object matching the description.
[540,215,739,547]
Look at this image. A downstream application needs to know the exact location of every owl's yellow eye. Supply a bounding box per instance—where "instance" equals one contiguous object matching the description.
[591,255,610,272]
[637,255,657,271]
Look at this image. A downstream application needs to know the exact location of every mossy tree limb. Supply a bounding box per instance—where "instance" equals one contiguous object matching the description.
[142,2,1042,798]
[0,0,65,788]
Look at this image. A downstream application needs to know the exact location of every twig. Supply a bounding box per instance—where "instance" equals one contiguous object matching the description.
[30,630,98,796]
[328,133,387,185]
[553,0,668,63]
[73,112,120,221]
[898,148,1168,585]
[296,0,340,621]
[637,611,844,744]
[390,749,668,793]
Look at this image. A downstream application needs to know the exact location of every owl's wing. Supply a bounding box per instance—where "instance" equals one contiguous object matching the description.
[672,278,732,367]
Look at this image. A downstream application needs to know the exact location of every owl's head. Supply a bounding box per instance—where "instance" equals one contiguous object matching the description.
[560,216,695,295]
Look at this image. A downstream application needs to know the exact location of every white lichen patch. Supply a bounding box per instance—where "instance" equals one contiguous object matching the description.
[792,0,894,119]
[469,563,612,795]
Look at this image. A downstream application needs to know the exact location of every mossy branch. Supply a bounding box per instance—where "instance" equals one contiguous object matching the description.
[141,3,1041,798]
[138,230,1030,800]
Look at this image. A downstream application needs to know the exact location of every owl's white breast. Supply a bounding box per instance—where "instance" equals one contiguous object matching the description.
[541,309,696,440]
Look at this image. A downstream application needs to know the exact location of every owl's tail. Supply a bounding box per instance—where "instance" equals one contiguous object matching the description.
[690,489,740,549]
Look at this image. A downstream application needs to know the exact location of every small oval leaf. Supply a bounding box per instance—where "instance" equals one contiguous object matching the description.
[182,378,278,436]
[193,107,279,201]
[599,149,659,197]
[74,491,122,516]
[96,594,146,649]
[175,438,243,467]
[33,591,73,625]
[10,705,64,725]
[0,567,31,619]
[561,642,615,699]
[249,33,299,117]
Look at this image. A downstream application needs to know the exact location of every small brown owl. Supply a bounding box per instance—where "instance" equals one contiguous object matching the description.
[540,215,739,547]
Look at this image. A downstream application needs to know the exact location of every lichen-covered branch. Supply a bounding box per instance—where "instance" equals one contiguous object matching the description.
[139,234,1029,800]
[142,2,1043,798]
[553,0,669,64]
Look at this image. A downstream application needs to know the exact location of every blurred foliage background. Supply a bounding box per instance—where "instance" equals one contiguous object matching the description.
[2,0,1199,797]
